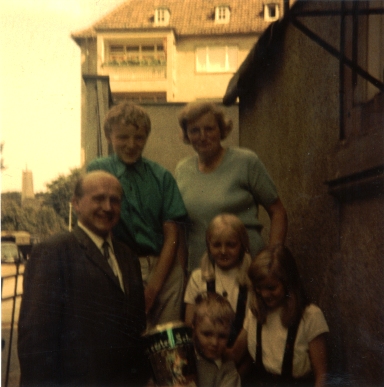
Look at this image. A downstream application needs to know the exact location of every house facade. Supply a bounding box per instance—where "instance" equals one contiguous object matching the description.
[72,0,285,103]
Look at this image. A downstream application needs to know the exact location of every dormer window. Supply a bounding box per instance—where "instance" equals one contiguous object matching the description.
[155,7,170,26]
[264,3,279,21]
[215,5,230,24]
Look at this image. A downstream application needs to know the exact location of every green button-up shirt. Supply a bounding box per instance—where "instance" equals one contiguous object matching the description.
[87,154,187,255]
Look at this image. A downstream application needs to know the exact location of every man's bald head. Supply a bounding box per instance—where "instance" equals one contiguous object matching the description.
[72,171,123,238]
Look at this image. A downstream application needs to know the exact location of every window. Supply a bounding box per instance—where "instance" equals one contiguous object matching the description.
[353,3,384,104]
[106,43,166,65]
[196,46,237,73]
[215,6,230,23]
[342,1,384,139]
[264,3,279,21]
[155,8,170,26]
[326,1,384,197]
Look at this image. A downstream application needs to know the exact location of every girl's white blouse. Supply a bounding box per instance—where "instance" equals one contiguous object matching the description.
[243,304,329,378]
[184,266,240,312]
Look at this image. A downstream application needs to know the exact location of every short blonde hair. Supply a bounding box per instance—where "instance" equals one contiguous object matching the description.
[104,102,151,139]
[178,102,233,144]
[193,292,235,329]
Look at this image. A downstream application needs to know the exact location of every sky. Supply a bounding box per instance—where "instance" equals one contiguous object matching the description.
[0,0,127,193]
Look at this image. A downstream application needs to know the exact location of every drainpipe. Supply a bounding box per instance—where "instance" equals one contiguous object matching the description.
[284,0,290,15]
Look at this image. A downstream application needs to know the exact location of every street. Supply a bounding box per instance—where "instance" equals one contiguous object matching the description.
[2,263,24,387]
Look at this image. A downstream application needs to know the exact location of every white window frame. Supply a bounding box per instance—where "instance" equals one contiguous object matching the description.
[215,5,230,24]
[264,3,279,21]
[154,8,170,26]
[195,46,237,73]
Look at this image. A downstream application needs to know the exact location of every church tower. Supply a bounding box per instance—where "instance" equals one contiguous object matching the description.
[22,167,35,205]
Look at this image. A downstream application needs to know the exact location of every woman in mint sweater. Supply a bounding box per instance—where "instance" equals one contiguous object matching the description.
[175,102,287,272]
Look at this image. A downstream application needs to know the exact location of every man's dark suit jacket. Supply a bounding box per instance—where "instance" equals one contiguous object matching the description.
[18,226,148,387]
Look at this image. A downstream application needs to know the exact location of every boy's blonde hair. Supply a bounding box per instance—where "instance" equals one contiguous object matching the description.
[104,102,151,139]
[192,292,235,329]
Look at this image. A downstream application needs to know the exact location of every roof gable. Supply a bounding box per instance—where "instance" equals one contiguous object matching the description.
[72,0,283,40]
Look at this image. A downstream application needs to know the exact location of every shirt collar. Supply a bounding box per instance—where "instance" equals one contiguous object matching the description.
[77,221,113,252]
[195,351,222,369]
[112,153,146,179]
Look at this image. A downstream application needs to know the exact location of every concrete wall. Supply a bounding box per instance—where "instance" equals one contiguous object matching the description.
[237,2,384,385]
[142,103,239,175]
[81,76,111,167]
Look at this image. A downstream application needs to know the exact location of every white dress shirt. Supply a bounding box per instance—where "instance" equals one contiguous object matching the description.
[77,222,125,292]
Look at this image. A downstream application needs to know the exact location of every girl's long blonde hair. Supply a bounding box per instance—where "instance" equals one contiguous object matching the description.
[248,245,309,327]
[201,213,251,285]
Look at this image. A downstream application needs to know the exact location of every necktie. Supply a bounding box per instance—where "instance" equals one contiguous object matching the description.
[102,241,110,260]
[102,240,124,292]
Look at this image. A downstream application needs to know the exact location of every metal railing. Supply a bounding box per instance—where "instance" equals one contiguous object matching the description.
[103,64,167,81]
[2,263,24,387]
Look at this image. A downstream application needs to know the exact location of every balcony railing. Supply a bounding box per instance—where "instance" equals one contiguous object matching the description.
[102,63,167,81]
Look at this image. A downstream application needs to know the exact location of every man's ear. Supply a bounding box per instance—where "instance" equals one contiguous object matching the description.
[71,196,80,214]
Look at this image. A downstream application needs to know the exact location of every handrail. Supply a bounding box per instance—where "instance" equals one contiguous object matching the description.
[2,263,24,387]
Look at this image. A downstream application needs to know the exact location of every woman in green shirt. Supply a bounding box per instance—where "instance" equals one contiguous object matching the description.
[175,102,287,273]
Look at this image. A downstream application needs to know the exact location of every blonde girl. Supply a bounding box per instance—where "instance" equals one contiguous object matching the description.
[231,245,329,386]
[184,213,251,347]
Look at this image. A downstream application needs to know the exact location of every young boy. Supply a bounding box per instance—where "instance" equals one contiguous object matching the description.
[87,102,187,329]
[193,293,241,387]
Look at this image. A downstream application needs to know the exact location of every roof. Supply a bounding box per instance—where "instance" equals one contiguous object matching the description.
[71,0,283,40]
[223,1,304,105]
[223,18,288,106]
[71,26,96,41]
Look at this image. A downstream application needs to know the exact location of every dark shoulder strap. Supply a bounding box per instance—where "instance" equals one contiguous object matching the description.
[206,280,216,293]
[281,319,301,378]
[235,285,248,327]
[255,321,264,369]
[227,285,248,347]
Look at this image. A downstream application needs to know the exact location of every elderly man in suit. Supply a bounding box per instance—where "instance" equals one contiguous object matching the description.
[18,170,148,387]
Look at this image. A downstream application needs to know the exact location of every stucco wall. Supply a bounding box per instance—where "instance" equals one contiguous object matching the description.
[337,195,384,385]
[170,35,257,101]
[79,38,98,74]
[237,2,383,385]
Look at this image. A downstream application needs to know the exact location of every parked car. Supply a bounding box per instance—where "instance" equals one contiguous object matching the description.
[1,241,24,264]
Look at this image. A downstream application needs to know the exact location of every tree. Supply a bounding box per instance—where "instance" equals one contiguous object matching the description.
[1,192,66,241]
[0,142,6,171]
[1,193,22,230]
[44,168,82,228]
[2,168,82,241]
